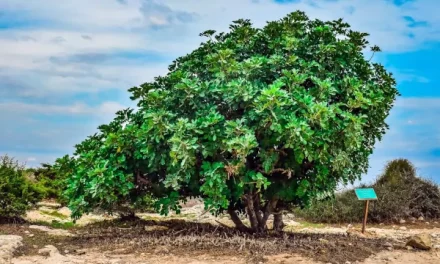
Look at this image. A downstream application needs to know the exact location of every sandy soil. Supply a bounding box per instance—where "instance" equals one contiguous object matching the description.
[1,200,439,264]
[8,248,440,264]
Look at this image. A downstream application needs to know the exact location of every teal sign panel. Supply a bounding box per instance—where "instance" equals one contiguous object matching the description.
[355,188,378,200]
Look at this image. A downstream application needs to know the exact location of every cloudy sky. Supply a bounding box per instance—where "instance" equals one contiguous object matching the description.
[1,0,439,184]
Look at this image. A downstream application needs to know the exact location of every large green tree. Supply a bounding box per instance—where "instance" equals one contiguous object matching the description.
[60,11,398,232]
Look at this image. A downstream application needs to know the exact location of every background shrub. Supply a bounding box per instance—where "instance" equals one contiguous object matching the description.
[26,163,68,204]
[295,159,440,223]
[0,154,44,219]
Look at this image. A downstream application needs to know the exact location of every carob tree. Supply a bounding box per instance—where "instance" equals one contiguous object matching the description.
[58,11,398,232]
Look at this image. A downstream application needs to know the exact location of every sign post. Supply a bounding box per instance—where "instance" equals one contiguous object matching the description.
[354,188,378,233]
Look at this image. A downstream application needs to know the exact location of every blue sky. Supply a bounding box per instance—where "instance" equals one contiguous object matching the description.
[1,0,440,184]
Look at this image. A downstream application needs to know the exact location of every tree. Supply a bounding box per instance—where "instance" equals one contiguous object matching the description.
[61,11,398,232]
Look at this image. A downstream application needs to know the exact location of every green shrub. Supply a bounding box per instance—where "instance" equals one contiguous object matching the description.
[28,162,68,204]
[0,155,44,219]
[296,159,440,223]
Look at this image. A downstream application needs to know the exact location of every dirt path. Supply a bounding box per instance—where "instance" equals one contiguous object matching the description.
[9,248,440,264]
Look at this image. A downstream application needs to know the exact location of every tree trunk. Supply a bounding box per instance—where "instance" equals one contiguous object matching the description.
[253,193,263,226]
[245,194,260,231]
[229,196,283,233]
[262,198,278,225]
[273,212,285,231]
[227,208,250,232]
[245,195,281,232]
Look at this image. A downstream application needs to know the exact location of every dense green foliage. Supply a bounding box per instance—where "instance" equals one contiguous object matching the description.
[296,159,440,223]
[25,161,70,204]
[0,155,44,219]
[59,11,398,231]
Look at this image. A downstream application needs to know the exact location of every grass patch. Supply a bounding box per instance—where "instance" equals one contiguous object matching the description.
[140,215,162,221]
[40,210,68,219]
[298,220,326,228]
[175,213,197,219]
[31,219,75,229]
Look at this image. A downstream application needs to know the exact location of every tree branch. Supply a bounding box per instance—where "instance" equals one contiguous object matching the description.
[261,198,278,225]
[227,208,250,232]
[257,167,294,179]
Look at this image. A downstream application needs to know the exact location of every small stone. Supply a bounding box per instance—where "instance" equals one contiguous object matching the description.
[418,216,425,221]
[406,245,413,250]
[75,250,86,255]
[32,245,38,249]
[24,231,30,234]
[399,219,406,224]
[406,234,432,250]
[285,213,295,219]
[347,224,353,229]
[64,249,69,254]
[38,245,59,257]
[379,223,384,226]
[425,222,430,225]
[28,234,34,237]
[409,217,416,222]
[383,242,393,248]
[399,226,407,231]
[345,261,351,264]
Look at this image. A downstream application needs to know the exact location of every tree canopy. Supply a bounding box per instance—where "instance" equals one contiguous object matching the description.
[58,11,398,232]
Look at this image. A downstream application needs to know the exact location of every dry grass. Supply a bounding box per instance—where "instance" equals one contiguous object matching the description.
[0,218,389,264]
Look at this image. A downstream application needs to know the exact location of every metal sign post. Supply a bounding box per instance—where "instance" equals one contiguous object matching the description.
[354,188,378,233]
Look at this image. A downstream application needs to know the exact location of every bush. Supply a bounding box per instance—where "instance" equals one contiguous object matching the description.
[28,162,68,204]
[0,155,44,219]
[296,159,440,223]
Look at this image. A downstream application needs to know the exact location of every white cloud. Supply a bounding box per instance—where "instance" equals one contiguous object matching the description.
[26,157,37,162]
[394,97,440,109]
[0,101,129,158]
[0,101,127,116]
[1,0,437,99]
[390,69,430,84]
[360,96,440,183]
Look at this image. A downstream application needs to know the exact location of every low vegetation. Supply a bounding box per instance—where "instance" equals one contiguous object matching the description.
[295,159,440,223]
[25,160,70,205]
[0,155,44,220]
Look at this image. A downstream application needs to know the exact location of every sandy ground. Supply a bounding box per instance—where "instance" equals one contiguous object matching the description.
[1,200,439,264]
[8,247,440,264]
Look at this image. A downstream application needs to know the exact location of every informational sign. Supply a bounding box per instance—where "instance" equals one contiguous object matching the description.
[354,188,378,233]
[355,188,378,201]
